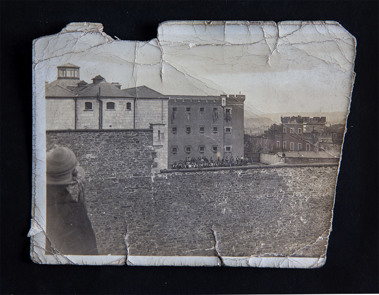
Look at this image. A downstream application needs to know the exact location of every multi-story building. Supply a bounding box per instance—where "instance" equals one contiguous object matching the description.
[167,94,245,166]
[268,116,327,153]
[45,64,245,170]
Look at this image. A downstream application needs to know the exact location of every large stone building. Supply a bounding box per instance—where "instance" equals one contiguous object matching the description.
[168,94,245,166]
[45,64,245,169]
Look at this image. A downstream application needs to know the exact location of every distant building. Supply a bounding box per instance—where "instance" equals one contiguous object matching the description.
[45,64,245,169]
[265,115,343,154]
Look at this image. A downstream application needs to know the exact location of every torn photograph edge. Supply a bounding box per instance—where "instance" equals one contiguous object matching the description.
[30,20,356,267]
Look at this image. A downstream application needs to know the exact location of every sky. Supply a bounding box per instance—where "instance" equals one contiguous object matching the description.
[37,21,356,120]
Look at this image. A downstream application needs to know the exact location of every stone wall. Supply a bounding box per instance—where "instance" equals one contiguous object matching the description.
[260,152,285,165]
[46,130,155,254]
[76,99,100,129]
[130,165,338,257]
[46,130,339,258]
[101,98,134,129]
[46,99,75,130]
[135,99,168,129]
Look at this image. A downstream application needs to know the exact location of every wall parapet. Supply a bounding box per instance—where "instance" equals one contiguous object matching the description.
[46,128,152,133]
[160,162,339,173]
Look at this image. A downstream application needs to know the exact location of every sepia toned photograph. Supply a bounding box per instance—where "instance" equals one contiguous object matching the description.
[31,21,356,267]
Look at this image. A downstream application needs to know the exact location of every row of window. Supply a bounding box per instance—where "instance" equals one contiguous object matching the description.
[283,127,302,134]
[172,107,230,113]
[58,69,79,78]
[172,145,232,154]
[276,141,311,151]
[171,107,231,122]
[84,101,132,111]
[172,126,232,134]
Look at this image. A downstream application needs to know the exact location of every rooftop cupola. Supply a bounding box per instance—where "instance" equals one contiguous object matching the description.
[57,63,80,80]
[92,75,105,84]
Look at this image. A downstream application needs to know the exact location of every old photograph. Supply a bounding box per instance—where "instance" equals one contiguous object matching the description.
[30,21,356,267]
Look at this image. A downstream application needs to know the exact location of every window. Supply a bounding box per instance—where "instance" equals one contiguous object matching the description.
[283,141,287,149]
[306,143,311,151]
[213,108,219,122]
[298,128,302,134]
[212,146,218,153]
[200,107,204,112]
[298,143,302,150]
[290,128,294,134]
[290,142,294,151]
[127,102,132,110]
[84,102,93,110]
[225,108,232,121]
[213,126,218,133]
[172,126,177,134]
[185,146,192,154]
[199,126,205,133]
[225,146,232,152]
[186,126,191,134]
[172,107,177,121]
[158,130,161,141]
[225,127,232,134]
[283,127,287,133]
[106,102,115,110]
[199,145,205,153]
[276,141,280,149]
[185,107,191,120]
[172,146,178,154]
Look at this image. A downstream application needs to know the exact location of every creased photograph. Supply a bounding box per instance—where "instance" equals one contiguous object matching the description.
[30,21,356,267]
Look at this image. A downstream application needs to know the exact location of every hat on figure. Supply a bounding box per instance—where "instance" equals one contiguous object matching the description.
[47,147,79,185]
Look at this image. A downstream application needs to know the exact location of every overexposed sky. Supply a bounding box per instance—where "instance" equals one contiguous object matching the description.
[38,21,355,118]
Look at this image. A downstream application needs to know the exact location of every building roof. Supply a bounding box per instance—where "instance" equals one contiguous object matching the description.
[57,63,80,68]
[123,86,167,99]
[45,79,81,97]
[45,84,75,97]
[77,80,132,98]
[168,94,221,101]
[92,75,105,81]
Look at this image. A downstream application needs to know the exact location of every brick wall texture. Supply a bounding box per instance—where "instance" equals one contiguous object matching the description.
[47,131,339,258]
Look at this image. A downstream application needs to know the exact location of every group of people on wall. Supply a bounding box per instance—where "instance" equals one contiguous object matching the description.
[171,155,250,169]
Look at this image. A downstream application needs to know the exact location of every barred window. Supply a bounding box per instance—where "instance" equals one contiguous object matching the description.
[106,102,115,110]
[185,146,191,153]
[225,146,232,152]
[85,102,93,110]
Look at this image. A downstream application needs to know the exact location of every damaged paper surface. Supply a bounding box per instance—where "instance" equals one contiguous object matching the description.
[31,21,356,267]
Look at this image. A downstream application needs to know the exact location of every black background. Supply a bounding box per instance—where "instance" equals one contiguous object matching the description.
[1,0,378,293]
